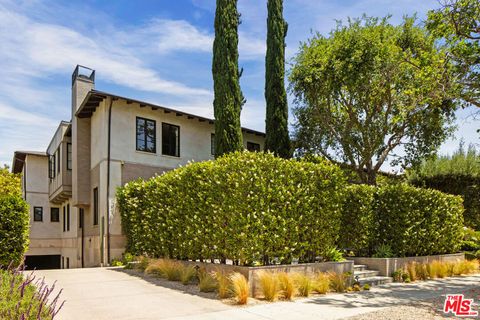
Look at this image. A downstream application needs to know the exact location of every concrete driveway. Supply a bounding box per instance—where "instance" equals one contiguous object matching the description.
[35,268,480,320]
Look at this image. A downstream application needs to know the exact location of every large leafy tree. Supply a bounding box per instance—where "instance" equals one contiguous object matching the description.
[212,0,244,157]
[289,17,457,184]
[427,0,480,109]
[265,0,291,158]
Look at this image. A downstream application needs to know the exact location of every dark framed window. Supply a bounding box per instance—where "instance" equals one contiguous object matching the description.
[56,149,60,173]
[247,142,261,152]
[162,123,180,157]
[211,133,215,156]
[63,207,66,231]
[66,257,69,269]
[51,208,60,222]
[67,143,72,170]
[49,155,56,179]
[93,188,99,226]
[136,117,156,153]
[33,207,43,222]
[66,204,70,231]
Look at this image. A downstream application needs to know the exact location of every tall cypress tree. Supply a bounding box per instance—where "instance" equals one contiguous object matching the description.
[265,0,291,158]
[212,0,244,157]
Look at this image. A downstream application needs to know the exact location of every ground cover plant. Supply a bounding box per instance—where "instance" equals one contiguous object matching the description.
[0,266,64,319]
[392,260,479,283]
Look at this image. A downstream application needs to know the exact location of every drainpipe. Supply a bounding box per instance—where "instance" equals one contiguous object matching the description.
[106,98,113,265]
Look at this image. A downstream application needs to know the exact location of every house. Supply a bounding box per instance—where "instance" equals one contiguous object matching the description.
[12,65,265,269]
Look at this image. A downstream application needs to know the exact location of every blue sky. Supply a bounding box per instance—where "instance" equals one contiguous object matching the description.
[0,0,478,169]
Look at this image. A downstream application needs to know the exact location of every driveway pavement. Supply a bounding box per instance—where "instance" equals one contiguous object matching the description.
[35,268,480,320]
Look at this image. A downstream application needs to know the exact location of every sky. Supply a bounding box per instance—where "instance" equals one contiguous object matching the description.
[0,0,478,169]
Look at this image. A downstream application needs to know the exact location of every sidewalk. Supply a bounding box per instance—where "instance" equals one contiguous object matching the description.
[35,268,480,320]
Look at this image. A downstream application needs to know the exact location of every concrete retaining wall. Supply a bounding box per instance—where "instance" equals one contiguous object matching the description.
[352,253,465,277]
[181,260,354,296]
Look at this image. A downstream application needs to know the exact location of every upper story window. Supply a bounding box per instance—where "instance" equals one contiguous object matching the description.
[247,142,261,152]
[56,149,60,173]
[162,123,180,157]
[67,143,72,170]
[136,117,156,153]
[93,187,99,226]
[34,207,43,222]
[211,133,215,156]
[48,155,56,179]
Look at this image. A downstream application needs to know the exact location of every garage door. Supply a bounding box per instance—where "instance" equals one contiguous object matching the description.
[24,255,61,270]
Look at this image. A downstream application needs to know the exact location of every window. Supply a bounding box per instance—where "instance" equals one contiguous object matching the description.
[63,207,66,231]
[62,256,64,269]
[66,204,70,231]
[162,123,180,157]
[66,257,69,269]
[93,188,99,225]
[33,207,43,222]
[48,155,56,179]
[136,117,156,153]
[67,143,72,170]
[211,133,215,156]
[247,142,261,152]
[56,149,60,173]
[51,208,60,222]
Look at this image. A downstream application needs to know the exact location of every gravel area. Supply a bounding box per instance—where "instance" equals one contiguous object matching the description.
[345,305,446,320]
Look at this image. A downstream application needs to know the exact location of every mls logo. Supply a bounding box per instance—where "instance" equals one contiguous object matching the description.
[443,294,478,317]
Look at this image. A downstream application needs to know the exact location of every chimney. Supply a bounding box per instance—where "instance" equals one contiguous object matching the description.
[71,65,95,115]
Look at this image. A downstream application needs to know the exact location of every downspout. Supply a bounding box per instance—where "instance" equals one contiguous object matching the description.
[106,98,113,265]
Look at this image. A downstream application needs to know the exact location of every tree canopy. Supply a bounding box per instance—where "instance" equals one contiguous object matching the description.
[427,0,480,109]
[289,16,457,184]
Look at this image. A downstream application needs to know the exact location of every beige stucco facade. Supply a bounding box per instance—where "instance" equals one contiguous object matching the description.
[13,65,266,269]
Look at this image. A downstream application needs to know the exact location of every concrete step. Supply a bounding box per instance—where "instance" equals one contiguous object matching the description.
[354,270,379,279]
[358,276,393,286]
[353,264,368,272]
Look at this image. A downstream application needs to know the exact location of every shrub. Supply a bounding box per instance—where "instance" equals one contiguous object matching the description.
[314,272,330,294]
[374,184,464,257]
[293,273,314,297]
[415,262,429,280]
[0,170,29,266]
[118,152,347,265]
[198,270,217,293]
[454,260,479,275]
[229,272,249,305]
[362,284,370,290]
[213,270,231,299]
[339,184,376,256]
[372,244,393,258]
[277,272,296,300]
[257,271,280,301]
[136,256,150,272]
[323,248,345,262]
[328,272,348,293]
[180,266,197,285]
[405,262,418,281]
[0,267,64,319]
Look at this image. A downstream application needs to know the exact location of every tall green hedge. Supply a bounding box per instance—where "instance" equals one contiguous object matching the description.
[0,168,29,266]
[118,152,347,265]
[410,174,480,229]
[340,184,464,257]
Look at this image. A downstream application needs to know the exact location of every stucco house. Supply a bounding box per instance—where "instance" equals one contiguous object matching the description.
[12,65,265,269]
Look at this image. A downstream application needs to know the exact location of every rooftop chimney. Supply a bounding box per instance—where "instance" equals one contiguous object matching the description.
[72,65,95,115]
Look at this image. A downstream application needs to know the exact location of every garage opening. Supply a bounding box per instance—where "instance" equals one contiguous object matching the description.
[24,255,61,270]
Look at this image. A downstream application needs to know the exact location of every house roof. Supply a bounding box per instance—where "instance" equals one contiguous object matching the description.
[12,151,47,174]
[76,89,266,137]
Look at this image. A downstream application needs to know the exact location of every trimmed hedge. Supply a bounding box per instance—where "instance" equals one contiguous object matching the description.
[340,184,464,257]
[118,152,347,265]
[410,174,480,229]
[0,168,29,266]
[118,153,465,262]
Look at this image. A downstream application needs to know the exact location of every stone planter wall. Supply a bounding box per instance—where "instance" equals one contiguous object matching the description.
[352,253,465,277]
[181,260,354,296]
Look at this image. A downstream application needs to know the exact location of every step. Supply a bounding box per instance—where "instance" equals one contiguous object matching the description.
[358,276,393,286]
[353,264,368,272]
[354,270,379,279]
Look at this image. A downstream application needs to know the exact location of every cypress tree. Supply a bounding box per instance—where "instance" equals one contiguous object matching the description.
[265,0,291,158]
[212,0,244,157]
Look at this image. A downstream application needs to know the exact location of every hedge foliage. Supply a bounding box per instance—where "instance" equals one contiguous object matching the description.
[0,168,29,266]
[118,152,347,265]
[340,184,464,257]
[118,153,465,262]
